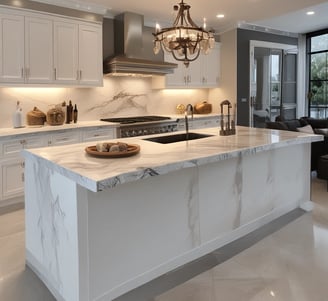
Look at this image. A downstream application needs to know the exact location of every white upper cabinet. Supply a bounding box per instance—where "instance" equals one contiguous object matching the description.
[164,55,185,87]
[53,20,102,86]
[53,20,79,84]
[201,42,221,87]
[155,42,221,89]
[0,7,103,87]
[25,16,53,83]
[78,24,103,86]
[0,12,24,83]
[163,53,203,87]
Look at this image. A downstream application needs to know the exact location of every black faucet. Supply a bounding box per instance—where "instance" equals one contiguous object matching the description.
[185,104,193,140]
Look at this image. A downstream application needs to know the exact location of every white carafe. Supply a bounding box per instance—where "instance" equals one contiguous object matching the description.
[12,101,23,128]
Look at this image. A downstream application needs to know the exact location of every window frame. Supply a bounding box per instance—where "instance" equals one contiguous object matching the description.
[306,28,328,119]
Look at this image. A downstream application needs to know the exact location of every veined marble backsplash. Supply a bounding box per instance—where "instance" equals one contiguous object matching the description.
[0,77,221,128]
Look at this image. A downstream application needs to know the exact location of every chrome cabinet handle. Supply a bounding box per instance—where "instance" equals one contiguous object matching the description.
[54,68,57,80]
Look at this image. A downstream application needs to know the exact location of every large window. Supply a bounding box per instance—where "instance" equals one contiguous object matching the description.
[307,30,328,119]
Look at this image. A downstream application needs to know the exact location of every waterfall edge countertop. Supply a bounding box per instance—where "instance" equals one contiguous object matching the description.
[22,126,323,192]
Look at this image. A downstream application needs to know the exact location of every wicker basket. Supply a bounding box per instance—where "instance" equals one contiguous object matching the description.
[46,107,65,126]
[194,101,212,114]
[26,107,46,126]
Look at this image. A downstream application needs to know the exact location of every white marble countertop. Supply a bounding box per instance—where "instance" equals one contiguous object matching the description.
[0,120,118,139]
[22,126,323,192]
[170,113,220,120]
[0,114,220,139]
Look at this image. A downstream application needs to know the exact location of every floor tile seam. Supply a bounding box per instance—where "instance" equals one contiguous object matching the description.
[0,265,27,281]
[0,230,25,240]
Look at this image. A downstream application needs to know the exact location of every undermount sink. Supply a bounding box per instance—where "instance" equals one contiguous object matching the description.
[143,132,213,144]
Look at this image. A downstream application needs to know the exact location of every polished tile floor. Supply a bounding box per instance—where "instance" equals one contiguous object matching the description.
[0,176,327,301]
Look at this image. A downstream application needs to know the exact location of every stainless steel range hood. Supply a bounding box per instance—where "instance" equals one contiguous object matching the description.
[103,12,177,76]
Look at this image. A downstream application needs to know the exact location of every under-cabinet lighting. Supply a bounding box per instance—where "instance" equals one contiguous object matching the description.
[6,87,66,96]
[306,11,315,15]
[12,0,24,7]
[161,89,200,96]
[216,14,225,18]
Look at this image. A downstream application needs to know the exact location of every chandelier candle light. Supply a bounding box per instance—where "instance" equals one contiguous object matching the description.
[153,0,215,67]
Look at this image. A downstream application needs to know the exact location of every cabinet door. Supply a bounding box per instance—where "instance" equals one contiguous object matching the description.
[25,16,53,83]
[187,57,202,87]
[1,159,24,200]
[53,20,79,84]
[164,53,186,87]
[202,43,220,87]
[0,12,24,83]
[78,24,103,86]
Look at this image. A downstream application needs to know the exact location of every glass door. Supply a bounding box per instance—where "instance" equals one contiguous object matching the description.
[281,51,297,120]
[249,41,298,127]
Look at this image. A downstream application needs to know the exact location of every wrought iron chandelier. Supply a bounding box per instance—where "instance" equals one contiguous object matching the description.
[153,0,215,67]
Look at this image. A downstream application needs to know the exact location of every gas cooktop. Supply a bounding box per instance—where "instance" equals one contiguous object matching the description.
[100,116,171,124]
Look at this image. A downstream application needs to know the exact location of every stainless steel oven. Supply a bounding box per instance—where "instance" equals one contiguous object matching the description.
[100,116,178,138]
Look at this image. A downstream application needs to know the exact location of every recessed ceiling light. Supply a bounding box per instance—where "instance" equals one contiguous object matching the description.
[306,11,315,15]
[216,14,225,18]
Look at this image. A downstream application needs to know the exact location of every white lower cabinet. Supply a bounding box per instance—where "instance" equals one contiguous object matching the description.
[0,135,45,204]
[1,136,46,157]
[0,126,115,207]
[81,127,115,142]
[47,130,80,146]
[192,117,220,129]
[1,159,25,201]
[178,116,220,130]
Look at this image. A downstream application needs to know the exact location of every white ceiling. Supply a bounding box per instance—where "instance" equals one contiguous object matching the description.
[31,0,328,34]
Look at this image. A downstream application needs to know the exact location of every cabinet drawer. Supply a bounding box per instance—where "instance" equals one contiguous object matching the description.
[178,118,220,130]
[194,118,219,128]
[0,136,45,158]
[48,131,80,146]
[81,128,115,142]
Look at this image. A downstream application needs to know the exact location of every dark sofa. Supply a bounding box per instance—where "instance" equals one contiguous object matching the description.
[266,117,328,171]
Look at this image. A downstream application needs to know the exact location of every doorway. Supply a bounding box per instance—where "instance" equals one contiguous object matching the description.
[249,41,298,127]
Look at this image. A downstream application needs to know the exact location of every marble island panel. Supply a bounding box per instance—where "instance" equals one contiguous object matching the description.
[22,126,322,192]
[23,124,320,301]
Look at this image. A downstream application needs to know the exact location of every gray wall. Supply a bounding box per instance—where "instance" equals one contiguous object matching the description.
[102,18,115,60]
[236,29,298,126]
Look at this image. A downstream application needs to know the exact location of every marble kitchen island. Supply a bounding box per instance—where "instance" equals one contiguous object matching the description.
[22,126,322,301]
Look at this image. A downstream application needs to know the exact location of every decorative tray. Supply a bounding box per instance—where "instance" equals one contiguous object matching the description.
[85,143,140,158]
